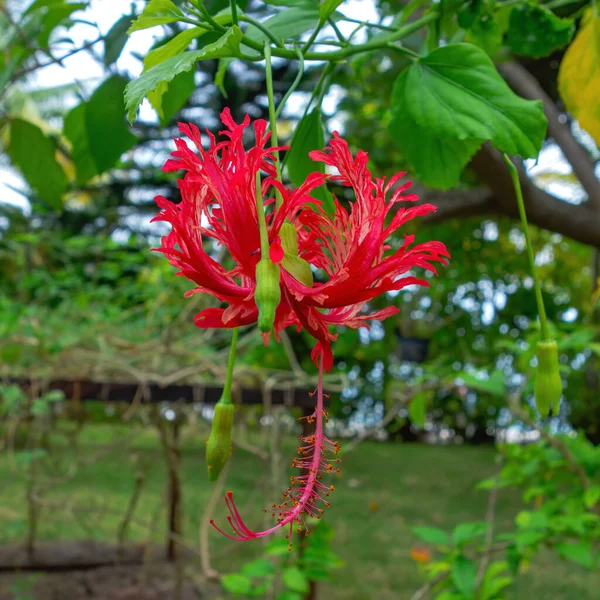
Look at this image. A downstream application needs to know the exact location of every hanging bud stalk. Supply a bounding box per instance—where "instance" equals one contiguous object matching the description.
[504,155,563,416]
[206,328,238,481]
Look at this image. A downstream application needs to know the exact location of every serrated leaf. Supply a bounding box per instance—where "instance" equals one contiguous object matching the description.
[452,522,488,547]
[25,0,86,47]
[282,566,309,593]
[555,542,595,568]
[8,119,67,209]
[401,43,547,158]
[85,76,137,174]
[412,526,450,546]
[507,3,574,58]
[286,108,334,212]
[128,0,183,33]
[221,573,253,595]
[558,11,600,146]
[125,27,242,122]
[389,72,482,190]
[144,27,209,118]
[451,555,477,597]
[104,14,133,66]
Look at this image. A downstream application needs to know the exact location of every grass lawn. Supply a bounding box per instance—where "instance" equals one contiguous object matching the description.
[0,421,598,599]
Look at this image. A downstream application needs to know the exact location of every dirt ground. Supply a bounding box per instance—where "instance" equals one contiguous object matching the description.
[0,542,221,600]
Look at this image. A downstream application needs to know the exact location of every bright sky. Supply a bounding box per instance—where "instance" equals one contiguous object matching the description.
[0,0,594,213]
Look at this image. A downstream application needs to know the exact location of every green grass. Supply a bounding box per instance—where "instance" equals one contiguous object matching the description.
[0,423,598,599]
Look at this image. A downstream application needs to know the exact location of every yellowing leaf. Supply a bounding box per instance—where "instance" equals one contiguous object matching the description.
[558,11,600,146]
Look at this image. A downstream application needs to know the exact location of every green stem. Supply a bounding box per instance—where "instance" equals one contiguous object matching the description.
[255,172,270,257]
[275,48,305,120]
[503,154,550,341]
[328,17,349,45]
[264,42,284,208]
[240,15,284,48]
[229,0,238,26]
[221,328,239,404]
[302,17,326,53]
[238,9,438,61]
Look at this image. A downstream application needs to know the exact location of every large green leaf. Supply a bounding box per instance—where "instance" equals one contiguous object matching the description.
[25,0,86,47]
[63,103,97,185]
[7,119,67,210]
[220,573,253,595]
[143,27,209,117]
[245,6,320,44]
[400,43,547,158]
[389,71,482,189]
[507,4,574,58]
[408,390,431,426]
[125,27,243,122]
[159,69,196,125]
[104,14,134,66]
[286,108,334,212]
[128,0,183,33]
[85,76,137,175]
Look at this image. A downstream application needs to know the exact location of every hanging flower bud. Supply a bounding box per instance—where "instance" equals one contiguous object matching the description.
[534,340,562,416]
[255,258,281,333]
[206,400,235,481]
[279,222,313,288]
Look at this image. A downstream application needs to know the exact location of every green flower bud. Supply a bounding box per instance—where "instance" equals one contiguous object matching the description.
[206,400,234,481]
[534,340,562,416]
[255,258,281,333]
[279,222,313,287]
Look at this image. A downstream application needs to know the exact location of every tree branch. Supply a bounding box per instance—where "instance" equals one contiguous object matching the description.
[498,61,600,209]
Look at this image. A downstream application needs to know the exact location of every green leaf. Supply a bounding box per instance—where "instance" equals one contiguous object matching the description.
[408,390,430,427]
[241,558,276,578]
[143,27,210,118]
[245,6,320,45]
[125,27,243,122]
[266,537,290,555]
[215,57,234,97]
[555,542,596,568]
[104,14,134,66]
[282,567,309,593]
[584,485,600,509]
[8,119,67,210]
[25,0,86,47]
[451,555,477,597]
[221,573,253,595]
[401,43,547,158]
[507,3,575,58]
[389,71,482,189]
[286,108,334,212]
[276,592,303,600]
[459,370,505,398]
[467,12,503,57]
[85,76,137,174]
[452,522,488,547]
[128,0,183,33]
[412,526,450,546]
[319,0,344,22]
[64,103,97,185]
[159,69,196,125]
